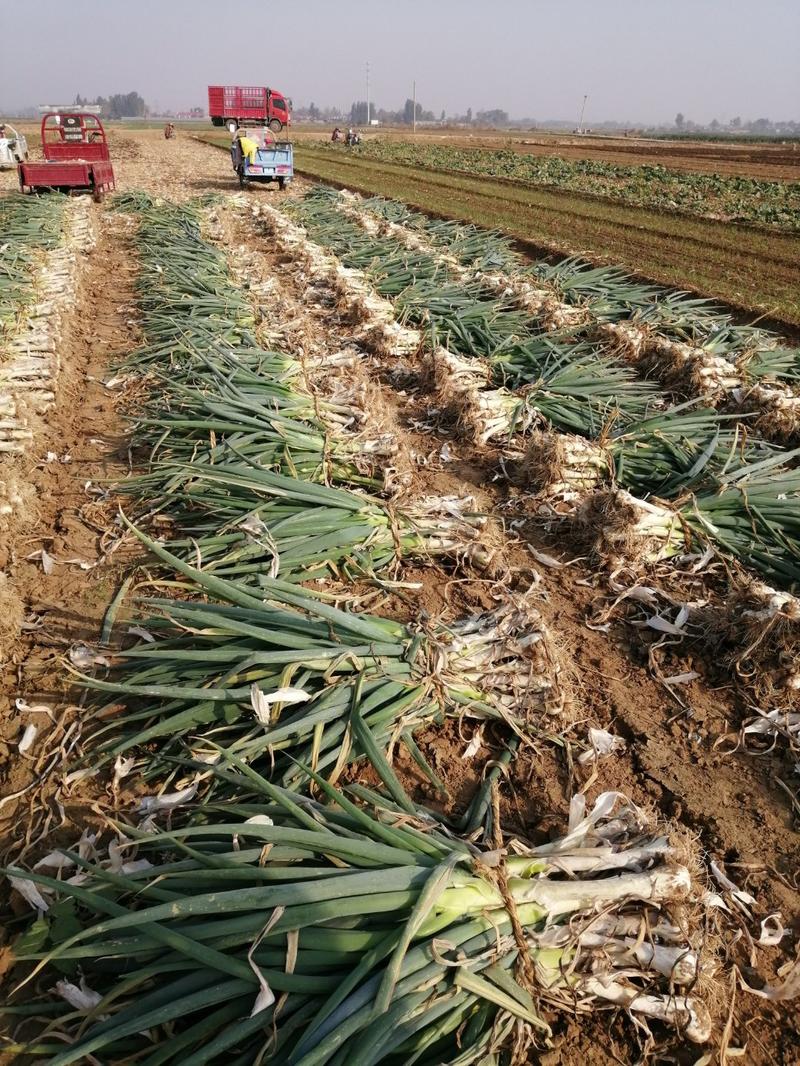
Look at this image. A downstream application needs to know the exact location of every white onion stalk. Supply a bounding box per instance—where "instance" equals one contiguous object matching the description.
[466,387,539,444]
[578,913,688,944]
[524,430,608,497]
[599,320,649,360]
[428,346,492,394]
[733,382,800,442]
[0,199,96,468]
[481,270,553,315]
[303,349,361,369]
[578,488,686,564]
[426,865,691,936]
[602,324,742,396]
[582,976,712,1043]
[542,927,698,984]
[432,597,560,714]
[397,493,491,566]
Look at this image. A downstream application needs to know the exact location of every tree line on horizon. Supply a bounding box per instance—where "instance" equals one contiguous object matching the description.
[36,92,799,136]
[674,112,800,136]
[73,92,147,119]
[300,100,509,127]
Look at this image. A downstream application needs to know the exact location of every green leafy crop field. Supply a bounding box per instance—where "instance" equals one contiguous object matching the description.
[337,141,800,231]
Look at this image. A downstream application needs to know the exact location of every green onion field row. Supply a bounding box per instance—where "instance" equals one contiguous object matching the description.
[0,194,94,494]
[284,187,800,592]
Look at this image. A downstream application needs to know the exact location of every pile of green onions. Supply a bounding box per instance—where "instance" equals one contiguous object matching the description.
[77,527,550,793]
[2,772,709,1064]
[0,194,69,337]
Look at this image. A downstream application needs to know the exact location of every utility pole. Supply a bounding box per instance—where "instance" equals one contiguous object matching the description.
[366,62,370,126]
[412,80,416,133]
[578,93,588,133]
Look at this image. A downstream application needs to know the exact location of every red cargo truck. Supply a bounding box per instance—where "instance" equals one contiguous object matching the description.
[208,86,291,134]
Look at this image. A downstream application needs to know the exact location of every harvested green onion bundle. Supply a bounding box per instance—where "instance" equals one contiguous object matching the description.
[125,358,398,493]
[80,528,554,788]
[573,450,800,586]
[525,407,775,498]
[394,280,530,356]
[113,194,257,354]
[151,467,488,583]
[737,345,800,386]
[429,344,657,446]
[3,774,711,1065]
[0,195,69,335]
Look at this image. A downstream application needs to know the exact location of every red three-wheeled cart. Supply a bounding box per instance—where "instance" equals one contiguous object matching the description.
[18,113,116,201]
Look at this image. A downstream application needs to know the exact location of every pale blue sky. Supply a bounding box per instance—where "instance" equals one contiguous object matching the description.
[1,0,798,122]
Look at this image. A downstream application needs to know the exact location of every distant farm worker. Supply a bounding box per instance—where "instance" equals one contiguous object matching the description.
[345,128,354,146]
[164,123,175,139]
[331,126,342,142]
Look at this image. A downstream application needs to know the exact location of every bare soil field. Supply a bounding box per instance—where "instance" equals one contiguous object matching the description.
[0,129,798,1065]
